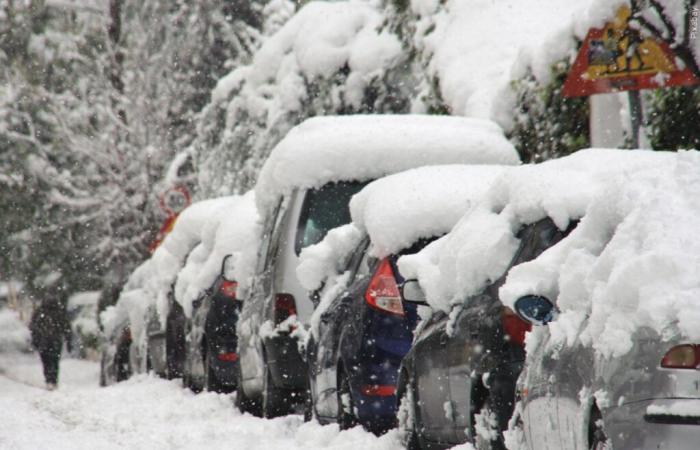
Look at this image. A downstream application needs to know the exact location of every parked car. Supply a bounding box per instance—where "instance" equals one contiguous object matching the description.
[398,217,576,449]
[236,114,520,417]
[507,151,700,450]
[183,255,241,393]
[394,148,678,449]
[304,164,506,433]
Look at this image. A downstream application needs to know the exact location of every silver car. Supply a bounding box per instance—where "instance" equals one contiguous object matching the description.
[515,295,700,450]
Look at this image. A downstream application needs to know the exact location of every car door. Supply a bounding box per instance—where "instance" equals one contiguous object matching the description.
[313,239,370,419]
[446,295,499,443]
[238,198,287,386]
[413,310,454,444]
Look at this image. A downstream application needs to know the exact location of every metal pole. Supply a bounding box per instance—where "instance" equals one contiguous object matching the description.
[628,90,643,148]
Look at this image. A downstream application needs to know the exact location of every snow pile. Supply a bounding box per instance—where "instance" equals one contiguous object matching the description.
[296,224,364,293]
[500,150,700,358]
[174,191,261,318]
[256,114,519,211]
[0,308,31,353]
[67,291,100,347]
[398,149,676,313]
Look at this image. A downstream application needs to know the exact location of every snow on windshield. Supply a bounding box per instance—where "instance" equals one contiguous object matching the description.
[500,150,700,358]
[398,149,677,314]
[255,115,520,212]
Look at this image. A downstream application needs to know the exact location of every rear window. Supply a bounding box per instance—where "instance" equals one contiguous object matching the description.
[295,180,368,255]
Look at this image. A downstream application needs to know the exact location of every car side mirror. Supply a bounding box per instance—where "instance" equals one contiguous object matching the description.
[514,295,555,326]
[401,280,427,305]
[221,254,236,282]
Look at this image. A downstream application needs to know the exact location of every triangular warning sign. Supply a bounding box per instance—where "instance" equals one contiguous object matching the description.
[563,6,699,97]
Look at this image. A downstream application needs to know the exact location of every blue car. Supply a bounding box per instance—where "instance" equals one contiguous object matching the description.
[306,237,431,433]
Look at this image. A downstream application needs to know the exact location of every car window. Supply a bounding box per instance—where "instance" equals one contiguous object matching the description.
[512,217,578,267]
[294,180,368,255]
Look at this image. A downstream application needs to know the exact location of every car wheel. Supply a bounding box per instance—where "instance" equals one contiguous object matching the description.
[397,376,419,450]
[262,363,292,418]
[473,392,511,450]
[589,408,609,450]
[337,369,357,430]
[235,365,262,416]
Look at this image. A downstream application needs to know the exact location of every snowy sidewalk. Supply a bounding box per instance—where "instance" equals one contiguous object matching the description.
[0,352,401,450]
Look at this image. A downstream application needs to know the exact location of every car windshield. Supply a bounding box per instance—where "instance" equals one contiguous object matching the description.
[295,180,368,255]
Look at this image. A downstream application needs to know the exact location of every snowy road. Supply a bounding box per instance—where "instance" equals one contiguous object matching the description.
[0,352,402,450]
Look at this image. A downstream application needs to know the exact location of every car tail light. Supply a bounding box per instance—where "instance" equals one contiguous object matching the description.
[360,384,396,396]
[216,352,238,362]
[365,258,404,316]
[273,293,297,325]
[220,280,238,299]
[661,344,700,369]
[502,307,531,346]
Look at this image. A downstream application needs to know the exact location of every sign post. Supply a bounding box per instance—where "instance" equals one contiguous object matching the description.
[563,6,699,148]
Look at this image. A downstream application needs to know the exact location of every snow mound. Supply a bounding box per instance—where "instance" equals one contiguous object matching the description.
[0,308,31,353]
[398,148,676,313]
[174,191,261,318]
[255,114,519,211]
[500,150,700,358]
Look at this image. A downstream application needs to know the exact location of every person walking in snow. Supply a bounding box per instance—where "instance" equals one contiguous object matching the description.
[29,296,72,390]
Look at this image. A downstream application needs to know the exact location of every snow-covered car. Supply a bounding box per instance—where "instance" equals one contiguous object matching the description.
[299,165,507,433]
[236,114,520,417]
[101,193,259,385]
[507,150,700,450]
[395,149,678,449]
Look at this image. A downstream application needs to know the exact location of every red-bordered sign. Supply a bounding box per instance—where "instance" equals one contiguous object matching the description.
[563,6,699,97]
[149,186,191,253]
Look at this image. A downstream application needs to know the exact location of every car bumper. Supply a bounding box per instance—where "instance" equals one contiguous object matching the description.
[608,398,700,450]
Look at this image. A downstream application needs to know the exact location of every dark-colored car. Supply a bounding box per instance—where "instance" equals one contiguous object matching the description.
[307,237,431,433]
[398,217,576,449]
[184,255,241,393]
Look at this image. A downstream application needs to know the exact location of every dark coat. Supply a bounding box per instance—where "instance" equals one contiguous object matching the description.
[29,298,71,353]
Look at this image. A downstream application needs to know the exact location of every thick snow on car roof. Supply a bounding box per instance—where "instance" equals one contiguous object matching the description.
[174,191,260,317]
[255,114,520,212]
[398,148,677,314]
[296,164,506,292]
[500,150,700,358]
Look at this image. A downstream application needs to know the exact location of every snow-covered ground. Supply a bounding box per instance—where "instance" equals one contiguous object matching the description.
[0,350,403,450]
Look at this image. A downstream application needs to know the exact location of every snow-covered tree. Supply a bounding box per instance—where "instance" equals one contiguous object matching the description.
[194,0,412,197]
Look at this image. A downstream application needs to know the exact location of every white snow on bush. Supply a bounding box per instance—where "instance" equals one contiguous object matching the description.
[398,149,676,313]
[500,150,700,358]
[409,0,586,120]
[255,114,519,211]
[0,308,31,353]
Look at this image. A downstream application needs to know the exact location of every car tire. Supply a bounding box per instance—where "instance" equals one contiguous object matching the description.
[235,365,262,416]
[589,408,608,450]
[262,363,292,418]
[473,395,508,450]
[397,376,420,450]
[337,369,357,430]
